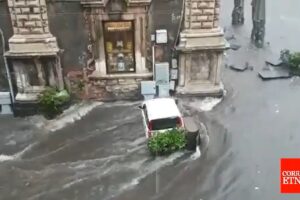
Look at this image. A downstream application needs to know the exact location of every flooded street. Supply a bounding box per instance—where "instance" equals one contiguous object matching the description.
[1,0,300,199]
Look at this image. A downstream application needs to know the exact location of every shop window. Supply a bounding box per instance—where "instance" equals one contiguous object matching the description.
[103,21,135,74]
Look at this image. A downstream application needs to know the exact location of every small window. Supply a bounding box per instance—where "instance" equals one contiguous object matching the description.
[29,7,34,13]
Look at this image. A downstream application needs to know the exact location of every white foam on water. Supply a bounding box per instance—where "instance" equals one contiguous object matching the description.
[0,154,16,162]
[45,102,102,132]
[184,97,223,112]
[116,178,140,194]
[0,143,36,163]
[105,152,185,200]
[190,146,202,160]
[62,178,88,189]
[29,102,102,132]
[220,82,227,96]
[129,137,147,146]
[198,97,222,111]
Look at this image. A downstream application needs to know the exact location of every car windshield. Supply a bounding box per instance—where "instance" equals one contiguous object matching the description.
[151,117,178,131]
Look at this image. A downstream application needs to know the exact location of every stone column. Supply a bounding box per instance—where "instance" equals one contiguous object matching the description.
[232,0,245,25]
[6,0,59,54]
[176,0,227,96]
[6,0,63,102]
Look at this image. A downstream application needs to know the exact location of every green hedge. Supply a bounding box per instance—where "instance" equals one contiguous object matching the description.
[148,129,187,156]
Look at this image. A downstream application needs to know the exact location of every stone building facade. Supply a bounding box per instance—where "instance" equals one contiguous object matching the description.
[177,0,226,96]
[75,0,153,100]
[5,0,63,105]
[0,0,225,113]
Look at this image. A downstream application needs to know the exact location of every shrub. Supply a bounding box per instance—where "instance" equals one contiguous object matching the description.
[148,129,187,156]
[289,52,300,69]
[280,49,300,69]
[38,88,70,119]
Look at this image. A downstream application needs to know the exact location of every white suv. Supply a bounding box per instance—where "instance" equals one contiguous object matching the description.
[140,98,184,138]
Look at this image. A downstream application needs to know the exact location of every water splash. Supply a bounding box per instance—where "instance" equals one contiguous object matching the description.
[0,143,36,163]
[184,97,223,112]
[47,102,103,132]
[197,97,222,111]
[190,145,202,160]
[0,154,16,162]
[105,152,185,200]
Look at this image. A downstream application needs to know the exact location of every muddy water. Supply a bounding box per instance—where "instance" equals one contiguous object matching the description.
[110,102,233,200]
[0,100,224,200]
[1,0,300,199]
[0,100,231,200]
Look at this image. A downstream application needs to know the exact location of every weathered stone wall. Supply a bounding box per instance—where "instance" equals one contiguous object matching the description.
[1,0,185,100]
[87,77,144,101]
[5,0,89,72]
[184,0,220,29]
[7,0,50,34]
[150,0,183,62]
[2,0,182,73]
[68,72,147,101]
[47,1,89,73]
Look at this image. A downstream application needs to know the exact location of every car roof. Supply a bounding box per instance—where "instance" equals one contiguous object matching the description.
[143,98,181,121]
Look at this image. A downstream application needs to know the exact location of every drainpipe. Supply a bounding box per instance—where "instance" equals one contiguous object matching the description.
[0,28,15,103]
[174,0,186,48]
[152,44,155,80]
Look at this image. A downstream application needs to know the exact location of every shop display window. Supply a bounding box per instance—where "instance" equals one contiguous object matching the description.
[103,21,135,73]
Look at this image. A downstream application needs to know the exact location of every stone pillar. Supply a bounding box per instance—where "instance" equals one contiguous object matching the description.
[5,0,63,102]
[232,0,244,25]
[176,0,227,96]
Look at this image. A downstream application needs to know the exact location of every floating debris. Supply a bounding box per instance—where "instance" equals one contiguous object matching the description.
[230,43,242,51]
[230,64,247,71]
[229,62,252,72]
[258,66,291,80]
[265,60,283,67]
[265,56,283,66]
